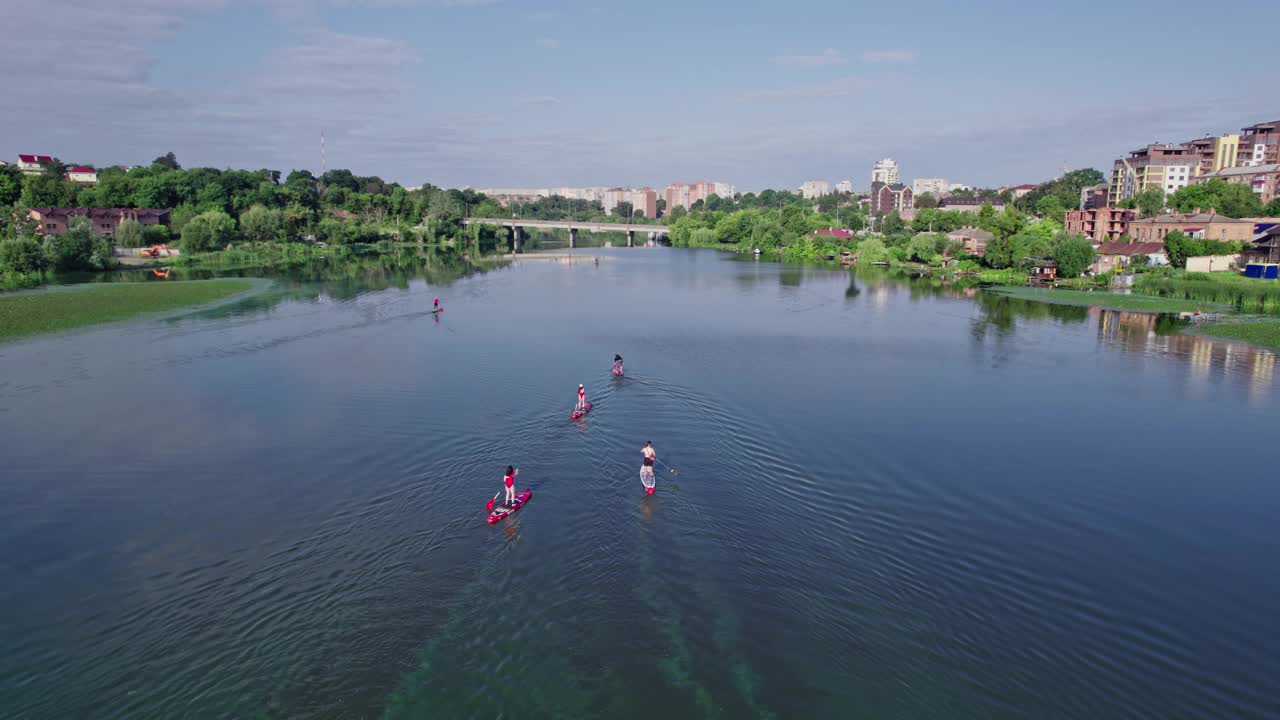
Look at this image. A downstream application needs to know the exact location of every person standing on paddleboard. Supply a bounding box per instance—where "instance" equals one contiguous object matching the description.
[613,354,623,373]
[433,297,440,311]
[503,466,518,506]
[641,441,656,486]
[576,383,586,412]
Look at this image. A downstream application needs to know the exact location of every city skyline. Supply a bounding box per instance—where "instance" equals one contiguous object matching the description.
[4,0,1278,190]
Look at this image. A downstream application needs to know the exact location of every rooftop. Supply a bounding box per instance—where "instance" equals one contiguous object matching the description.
[1196,163,1280,178]
[1096,241,1165,256]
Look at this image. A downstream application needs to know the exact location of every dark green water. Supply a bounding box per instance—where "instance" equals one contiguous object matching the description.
[1,249,1277,719]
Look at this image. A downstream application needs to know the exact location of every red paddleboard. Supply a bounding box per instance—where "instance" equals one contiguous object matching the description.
[488,489,532,524]
[571,401,593,419]
[642,473,656,494]
[612,366,623,376]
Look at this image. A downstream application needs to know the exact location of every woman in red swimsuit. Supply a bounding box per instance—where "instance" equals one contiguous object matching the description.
[503,466,518,506]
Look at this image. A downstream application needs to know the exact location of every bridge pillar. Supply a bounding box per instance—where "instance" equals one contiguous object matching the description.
[569,227,577,249]
[627,230,635,247]
[512,226,522,253]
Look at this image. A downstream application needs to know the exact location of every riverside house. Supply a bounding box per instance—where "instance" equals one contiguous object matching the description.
[28,208,171,236]
[1092,241,1167,274]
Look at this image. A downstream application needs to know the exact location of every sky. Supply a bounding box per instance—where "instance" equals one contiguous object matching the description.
[3,0,1278,192]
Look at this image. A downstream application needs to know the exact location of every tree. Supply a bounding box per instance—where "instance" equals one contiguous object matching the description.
[1016,168,1105,212]
[0,237,49,274]
[0,165,23,208]
[143,224,170,245]
[20,172,70,207]
[611,201,634,219]
[906,233,937,262]
[914,192,939,209]
[984,234,1015,268]
[1163,230,1190,268]
[1051,233,1095,278]
[880,210,905,234]
[42,216,97,271]
[152,152,181,170]
[180,210,235,253]
[1265,197,1280,217]
[1132,187,1166,218]
[239,204,283,242]
[855,237,887,263]
[1168,179,1263,218]
[1035,195,1066,222]
[115,219,145,247]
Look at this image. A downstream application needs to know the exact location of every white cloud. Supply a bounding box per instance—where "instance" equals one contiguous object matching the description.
[741,76,871,101]
[536,36,560,49]
[861,49,917,64]
[772,48,846,67]
[515,95,561,107]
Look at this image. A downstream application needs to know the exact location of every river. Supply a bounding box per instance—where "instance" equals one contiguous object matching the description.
[1,248,1277,719]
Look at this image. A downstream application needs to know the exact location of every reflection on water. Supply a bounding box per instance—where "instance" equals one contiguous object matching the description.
[1094,308,1277,405]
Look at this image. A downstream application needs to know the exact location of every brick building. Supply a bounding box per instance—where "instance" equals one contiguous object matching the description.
[28,208,171,236]
[1126,212,1275,243]
[1064,207,1136,243]
[869,181,912,214]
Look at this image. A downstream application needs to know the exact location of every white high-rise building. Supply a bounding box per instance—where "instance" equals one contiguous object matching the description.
[712,181,736,198]
[912,178,949,196]
[870,158,900,185]
[799,180,831,199]
[836,180,853,193]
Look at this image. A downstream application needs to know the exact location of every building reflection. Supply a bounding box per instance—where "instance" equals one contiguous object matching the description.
[1092,308,1277,405]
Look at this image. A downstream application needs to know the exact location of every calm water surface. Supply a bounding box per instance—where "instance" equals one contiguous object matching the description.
[2,248,1277,719]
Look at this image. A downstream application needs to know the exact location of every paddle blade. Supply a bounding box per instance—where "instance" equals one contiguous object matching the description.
[485,492,499,512]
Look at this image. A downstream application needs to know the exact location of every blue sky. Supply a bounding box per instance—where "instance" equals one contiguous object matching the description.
[3,0,1277,191]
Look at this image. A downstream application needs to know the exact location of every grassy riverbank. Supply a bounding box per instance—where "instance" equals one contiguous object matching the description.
[0,279,257,342]
[984,286,1217,313]
[1193,320,1280,350]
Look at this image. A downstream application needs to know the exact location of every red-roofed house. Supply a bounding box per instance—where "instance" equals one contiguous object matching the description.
[807,228,855,240]
[17,154,54,174]
[66,166,98,184]
[28,208,170,236]
[1092,241,1167,274]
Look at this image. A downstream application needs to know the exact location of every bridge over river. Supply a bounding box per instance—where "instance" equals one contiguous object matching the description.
[460,218,669,250]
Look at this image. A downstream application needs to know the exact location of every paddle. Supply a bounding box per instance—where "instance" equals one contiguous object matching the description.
[655,457,678,475]
[485,492,500,512]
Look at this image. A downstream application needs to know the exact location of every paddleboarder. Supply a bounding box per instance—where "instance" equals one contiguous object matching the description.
[433,297,441,311]
[613,353,623,374]
[641,441,656,488]
[502,466,518,507]
[576,383,586,413]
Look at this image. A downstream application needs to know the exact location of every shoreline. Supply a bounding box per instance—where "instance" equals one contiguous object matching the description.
[0,278,270,343]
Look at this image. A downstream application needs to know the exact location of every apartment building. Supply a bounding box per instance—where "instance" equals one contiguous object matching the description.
[799,180,831,199]
[1109,144,1199,204]
[1185,134,1240,175]
[869,181,912,214]
[663,181,733,211]
[912,178,949,197]
[1239,120,1280,166]
[836,180,853,194]
[1079,183,1109,210]
[938,197,1005,214]
[870,158,900,185]
[1064,207,1136,243]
